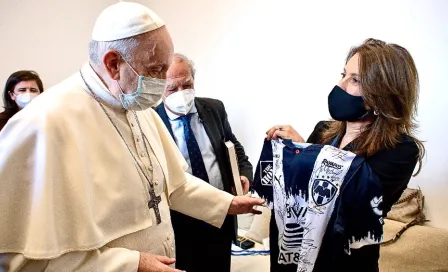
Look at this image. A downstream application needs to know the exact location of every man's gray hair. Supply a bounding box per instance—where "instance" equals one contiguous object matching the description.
[88,37,139,66]
[173,53,196,79]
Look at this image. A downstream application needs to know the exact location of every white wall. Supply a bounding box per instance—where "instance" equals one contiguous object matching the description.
[144,0,448,229]
[1,0,447,229]
[0,0,117,90]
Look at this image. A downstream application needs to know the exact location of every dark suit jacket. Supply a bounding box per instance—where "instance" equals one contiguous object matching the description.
[154,97,253,238]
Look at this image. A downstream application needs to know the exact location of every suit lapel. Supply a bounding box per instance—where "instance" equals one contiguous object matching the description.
[156,104,175,140]
[195,99,221,153]
[195,99,233,195]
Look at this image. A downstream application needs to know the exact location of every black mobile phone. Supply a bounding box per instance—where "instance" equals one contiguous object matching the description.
[236,236,255,249]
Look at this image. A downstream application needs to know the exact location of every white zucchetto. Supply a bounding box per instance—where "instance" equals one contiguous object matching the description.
[92,1,165,42]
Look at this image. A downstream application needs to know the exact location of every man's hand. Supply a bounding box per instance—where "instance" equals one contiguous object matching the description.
[240,176,250,195]
[232,176,250,196]
[228,196,265,215]
[138,253,183,272]
[266,125,304,143]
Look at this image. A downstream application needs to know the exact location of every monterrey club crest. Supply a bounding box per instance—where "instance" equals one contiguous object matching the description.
[312,179,337,206]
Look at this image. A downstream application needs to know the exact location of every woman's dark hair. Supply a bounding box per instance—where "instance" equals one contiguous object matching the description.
[0,70,44,130]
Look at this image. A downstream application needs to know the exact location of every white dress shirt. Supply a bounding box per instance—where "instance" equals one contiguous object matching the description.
[165,104,224,190]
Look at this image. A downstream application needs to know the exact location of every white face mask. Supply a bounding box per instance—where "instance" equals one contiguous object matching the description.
[164,89,196,115]
[15,93,38,109]
[118,58,166,111]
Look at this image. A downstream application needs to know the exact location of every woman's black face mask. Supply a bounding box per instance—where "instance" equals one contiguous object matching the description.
[328,85,372,121]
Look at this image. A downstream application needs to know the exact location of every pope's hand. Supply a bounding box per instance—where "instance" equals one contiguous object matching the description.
[138,253,184,272]
[228,196,265,215]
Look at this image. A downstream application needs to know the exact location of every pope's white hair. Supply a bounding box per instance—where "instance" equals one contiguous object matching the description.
[173,53,196,79]
[88,37,139,66]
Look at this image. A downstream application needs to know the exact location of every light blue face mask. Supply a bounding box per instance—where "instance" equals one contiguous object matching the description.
[118,59,166,111]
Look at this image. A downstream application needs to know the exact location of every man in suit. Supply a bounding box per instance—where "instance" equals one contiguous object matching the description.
[154,53,253,272]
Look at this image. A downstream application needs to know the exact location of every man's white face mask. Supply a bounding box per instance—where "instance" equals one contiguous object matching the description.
[164,89,195,115]
[118,58,166,111]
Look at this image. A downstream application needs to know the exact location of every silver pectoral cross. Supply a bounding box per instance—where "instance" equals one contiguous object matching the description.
[147,186,162,225]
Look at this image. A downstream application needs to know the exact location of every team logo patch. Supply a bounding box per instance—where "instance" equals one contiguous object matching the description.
[260,161,273,186]
[312,179,337,206]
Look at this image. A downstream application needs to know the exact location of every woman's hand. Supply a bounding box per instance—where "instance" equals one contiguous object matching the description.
[266,125,305,143]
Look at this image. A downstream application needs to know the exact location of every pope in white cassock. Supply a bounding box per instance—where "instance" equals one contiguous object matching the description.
[0,2,264,272]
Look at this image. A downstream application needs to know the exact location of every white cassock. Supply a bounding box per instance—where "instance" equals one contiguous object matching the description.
[0,63,234,271]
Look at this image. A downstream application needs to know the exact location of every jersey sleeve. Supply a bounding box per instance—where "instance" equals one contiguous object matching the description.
[252,139,274,207]
[333,160,384,254]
